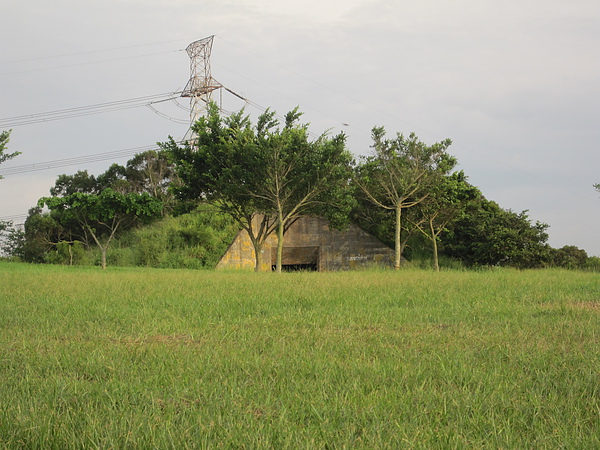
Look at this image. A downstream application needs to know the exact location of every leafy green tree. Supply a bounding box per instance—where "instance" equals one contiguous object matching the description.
[50,152,177,204]
[550,245,588,269]
[441,196,551,268]
[411,171,479,271]
[163,107,275,271]
[50,170,98,197]
[26,151,179,265]
[247,108,355,272]
[0,130,20,179]
[165,103,355,272]
[584,256,600,271]
[350,193,396,249]
[39,189,162,269]
[1,207,72,263]
[22,208,66,262]
[355,127,453,269]
[96,163,131,193]
[126,150,180,214]
[0,220,18,258]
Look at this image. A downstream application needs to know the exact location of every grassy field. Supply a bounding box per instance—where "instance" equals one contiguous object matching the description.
[0,262,599,448]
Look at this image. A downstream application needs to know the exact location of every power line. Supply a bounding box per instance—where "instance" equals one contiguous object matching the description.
[146,104,189,124]
[0,87,317,178]
[0,39,188,66]
[0,92,182,127]
[0,142,183,178]
[0,49,184,77]
[0,214,28,223]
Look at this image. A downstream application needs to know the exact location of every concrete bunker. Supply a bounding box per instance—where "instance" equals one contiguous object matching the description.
[217,216,395,272]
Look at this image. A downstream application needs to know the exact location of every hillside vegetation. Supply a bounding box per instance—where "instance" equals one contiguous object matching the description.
[5,108,596,271]
[1,263,599,447]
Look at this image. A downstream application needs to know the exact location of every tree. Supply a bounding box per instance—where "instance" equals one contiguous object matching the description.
[0,130,20,179]
[246,108,355,272]
[441,196,551,268]
[50,170,98,197]
[550,245,588,269]
[96,163,130,193]
[410,171,479,271]
[164,107,276,271]
[165,103,355,272]
[0,220,17,258]
[126,151,179,197]
[39,189,162,269]
[21,207,65,262]
[354,127,453,269]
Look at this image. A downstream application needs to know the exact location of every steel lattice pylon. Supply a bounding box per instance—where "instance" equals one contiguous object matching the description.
[181,36,222,139]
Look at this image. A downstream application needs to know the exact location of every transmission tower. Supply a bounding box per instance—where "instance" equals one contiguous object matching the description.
[181,36,222,139]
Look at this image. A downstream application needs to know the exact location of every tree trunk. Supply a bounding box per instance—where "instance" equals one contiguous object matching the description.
[250,238,263,272]
[275,212,284,273]
[100,246,107,270]
[430,219,439,272]
[394,205,402,270]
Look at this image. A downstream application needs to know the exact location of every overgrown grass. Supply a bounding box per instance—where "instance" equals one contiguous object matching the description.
[0,263,599,448]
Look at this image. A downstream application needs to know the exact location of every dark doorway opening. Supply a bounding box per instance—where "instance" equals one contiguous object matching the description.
[272,263,318,272]
[271,246,319,272]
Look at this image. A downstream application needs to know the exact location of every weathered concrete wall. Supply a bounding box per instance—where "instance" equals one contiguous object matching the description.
[216,216,394,271]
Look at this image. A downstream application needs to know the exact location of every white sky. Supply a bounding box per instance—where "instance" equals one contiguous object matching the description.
[2,0,600,256]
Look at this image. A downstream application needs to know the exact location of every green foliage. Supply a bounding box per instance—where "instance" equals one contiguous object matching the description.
[0,221,21,260]
[17,208,64,262]
[411,171,480,271]
[550,245,589,269]
[106,206,239,269]
[40,189,162,229]
[0,130,20,179]
[442,196,551,268]
[39,189,163,269]
[354,128,454,269]
[49,151,179,211]
[584,256,600,271]
[18,206,237,270]
[44,241,86,265]
[165,103,355,272]
[50,170,98,196]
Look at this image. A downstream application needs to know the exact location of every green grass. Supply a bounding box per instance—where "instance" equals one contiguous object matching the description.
[0,262,599,448]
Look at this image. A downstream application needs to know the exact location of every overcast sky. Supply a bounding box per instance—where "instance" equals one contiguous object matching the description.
[2,0,599,256]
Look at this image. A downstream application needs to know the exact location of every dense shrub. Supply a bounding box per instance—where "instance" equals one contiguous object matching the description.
[108,206,239,269]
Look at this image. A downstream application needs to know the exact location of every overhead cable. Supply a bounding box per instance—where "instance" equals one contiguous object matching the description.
[0,39,187,66]
[0,142,183,178]
[0,50,184,76]
[0,92,182,127]
[0,214,28,223]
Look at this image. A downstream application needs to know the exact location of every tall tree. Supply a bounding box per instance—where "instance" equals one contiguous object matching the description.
[248,108,355,272]
[410,171,479,271]
[39,189,162,269]
[165,103,355,272]
[355,127,453,269]
[164,106,276,271]
[0,130,20,179]
[125,150,181,215]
